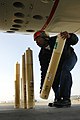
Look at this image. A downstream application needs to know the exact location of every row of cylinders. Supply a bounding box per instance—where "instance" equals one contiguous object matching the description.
[14,48,35,109]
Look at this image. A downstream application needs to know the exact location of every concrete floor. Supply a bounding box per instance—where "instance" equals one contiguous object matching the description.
[0,104,80,120]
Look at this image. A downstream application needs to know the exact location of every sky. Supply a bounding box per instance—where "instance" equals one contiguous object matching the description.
[0,32,80,102]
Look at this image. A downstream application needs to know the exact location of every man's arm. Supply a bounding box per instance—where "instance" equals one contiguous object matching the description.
[67,33,79,45]
[39,49,51,91]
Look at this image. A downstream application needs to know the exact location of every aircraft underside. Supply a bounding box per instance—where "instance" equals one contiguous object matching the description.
[0,0,80,35]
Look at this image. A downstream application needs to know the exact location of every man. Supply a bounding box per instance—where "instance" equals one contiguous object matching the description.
[34,30,78,107]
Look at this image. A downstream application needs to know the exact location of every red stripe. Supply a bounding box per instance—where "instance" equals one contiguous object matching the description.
[41,0,60,31]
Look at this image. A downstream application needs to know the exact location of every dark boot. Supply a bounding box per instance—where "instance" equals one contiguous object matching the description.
[48,99,61,107]
[55,99,71,108]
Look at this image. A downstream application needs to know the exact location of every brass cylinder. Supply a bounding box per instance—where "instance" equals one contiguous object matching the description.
[14,62,20,108]
[21,53,27,108]
[25,48,35,109]
[40,35,66,99]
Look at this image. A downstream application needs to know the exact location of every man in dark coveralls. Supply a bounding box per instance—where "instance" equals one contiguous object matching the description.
[34,30,79,107]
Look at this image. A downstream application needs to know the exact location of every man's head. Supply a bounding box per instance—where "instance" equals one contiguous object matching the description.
[34,30,49,47]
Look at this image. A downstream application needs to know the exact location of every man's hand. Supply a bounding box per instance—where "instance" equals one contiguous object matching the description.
[60,31,70,40]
